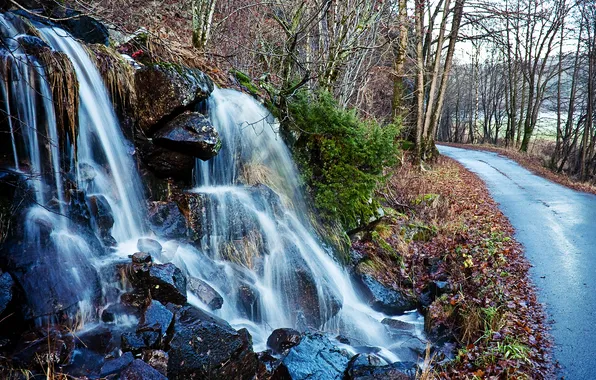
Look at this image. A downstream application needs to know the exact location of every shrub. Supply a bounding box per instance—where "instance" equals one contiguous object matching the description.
[288,90,400,230]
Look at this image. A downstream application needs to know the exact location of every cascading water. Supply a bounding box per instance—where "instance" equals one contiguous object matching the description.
[0,14,101,325]
[182,88,425,360]
[0,10,424,371]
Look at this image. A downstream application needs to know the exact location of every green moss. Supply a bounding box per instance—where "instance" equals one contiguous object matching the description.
[288,90,401,230]
[231,69,260,96]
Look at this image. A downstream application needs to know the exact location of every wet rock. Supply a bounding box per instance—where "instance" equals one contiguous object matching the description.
[267,328,302,354]
[153,112,220,160]
[142,349,168,376]
[167,305,258,379]
[237,283,260,321]
[147,201,188,239]
[14,35,49,54]
[4,235,104,321]
[135,64,213,134]
[132,251,152,264]
[100,351,134,377]
[77,325,114,356]
[139,300,174,337]
[188,276,223,310]
[87,194,115,245]
[148,263,187,305]
[293,262,342,328]
[58,11,110,45]
[381,318,416,332]
[137,136,196,180]
[121,330,161,354]
[120,290,150,309]
[121,358,167,380]
[256,351,291,379]
[346,360,416,380]
[12,327,75,369]
[354,273,416,315]
[391,337,427,362]
[137,238,163,258]
[0,271,14,315]
[280,332,350,380]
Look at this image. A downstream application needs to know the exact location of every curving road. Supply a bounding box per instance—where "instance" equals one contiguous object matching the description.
[438,145,596,380]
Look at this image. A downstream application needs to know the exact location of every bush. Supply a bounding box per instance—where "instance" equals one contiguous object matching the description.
[288,91,400,230]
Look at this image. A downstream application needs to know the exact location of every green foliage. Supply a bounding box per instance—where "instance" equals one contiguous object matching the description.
[288,90,400,230]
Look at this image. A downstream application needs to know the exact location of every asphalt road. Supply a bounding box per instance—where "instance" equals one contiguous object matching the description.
[439,145,596,380]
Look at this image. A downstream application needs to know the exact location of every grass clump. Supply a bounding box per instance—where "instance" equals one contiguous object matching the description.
[288,90,400,230]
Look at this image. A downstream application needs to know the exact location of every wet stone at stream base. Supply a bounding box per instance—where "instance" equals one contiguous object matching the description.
[188,276,224,310]
[167,305,258,380]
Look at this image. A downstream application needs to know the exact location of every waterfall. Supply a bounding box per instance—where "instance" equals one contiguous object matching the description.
[184,88,424,359]
[37,26,146,240]
[0,12,423,365]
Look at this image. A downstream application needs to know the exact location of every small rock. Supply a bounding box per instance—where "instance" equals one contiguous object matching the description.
[188,276,223,310]
[267,328,302,354]
[132,251,152,264]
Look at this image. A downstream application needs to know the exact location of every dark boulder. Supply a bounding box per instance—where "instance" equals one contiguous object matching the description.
[354,273,416,315]
[137,136,196,180]
[266,328,302,354]
[167,305,258,380]
[147,201,188,239]
[135,64,213,134]
[280,332,350,380]
[120,358,168,380]
[0,271,14,316]
[139,300,174,337]
[188,276,223,310]
[137,238,163,259]
[153,112,221,160]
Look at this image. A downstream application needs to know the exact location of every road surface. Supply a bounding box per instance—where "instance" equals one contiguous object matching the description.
[439,145,596,380]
